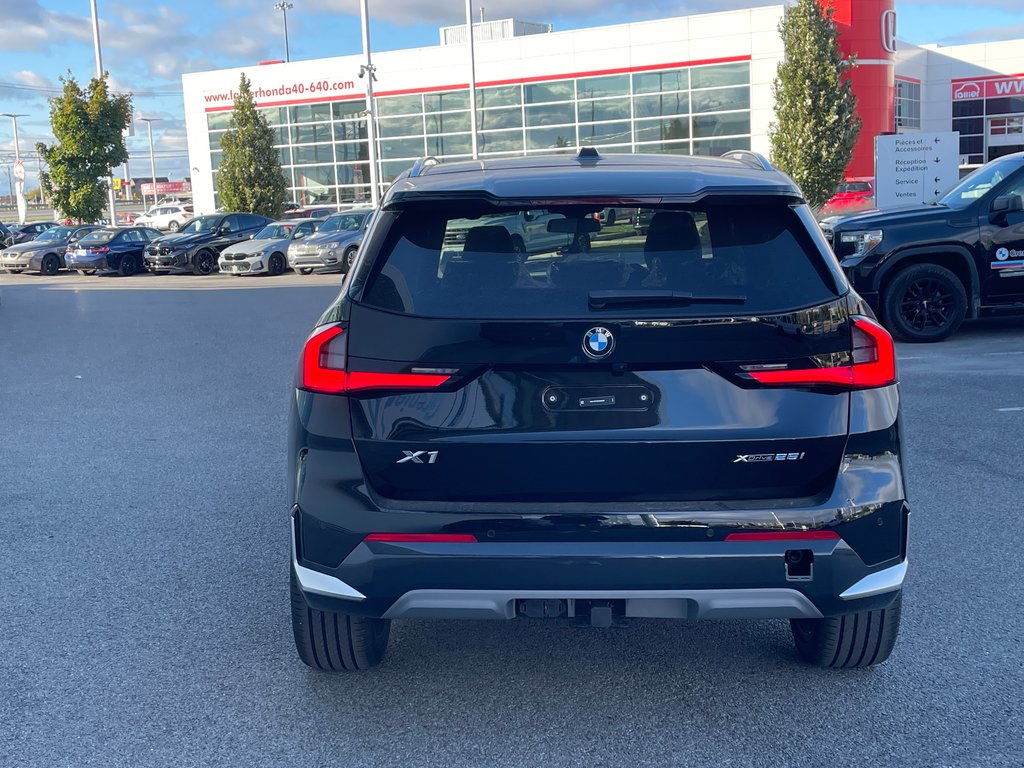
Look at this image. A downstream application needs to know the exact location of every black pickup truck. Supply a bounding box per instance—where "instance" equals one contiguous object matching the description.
[821,151,1024,341]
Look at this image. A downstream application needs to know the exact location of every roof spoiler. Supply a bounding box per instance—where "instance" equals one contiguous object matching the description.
[722,150,775,171]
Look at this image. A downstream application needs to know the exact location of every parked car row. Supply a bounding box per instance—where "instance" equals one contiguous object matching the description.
[1,208,376,277]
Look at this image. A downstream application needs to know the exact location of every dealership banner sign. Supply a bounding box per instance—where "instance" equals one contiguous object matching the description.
[951,74,1024,100]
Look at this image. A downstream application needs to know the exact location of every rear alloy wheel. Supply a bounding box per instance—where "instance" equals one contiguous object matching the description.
[40,253,61,276]
[267,252,286,276]
[883,263,966,342]
[193,249,215,275]
[790,592,902,669]
[168,221,180,232]
[289,566,390,671]
[298,267,314,275]
[118,254,137,276]
[511,235,526,264]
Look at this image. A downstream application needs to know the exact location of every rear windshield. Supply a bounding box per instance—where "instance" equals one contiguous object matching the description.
[79,230,116,244]
[356,203,838,319]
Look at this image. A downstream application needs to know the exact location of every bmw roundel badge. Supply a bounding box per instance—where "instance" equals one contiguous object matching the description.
[583,327,615,359]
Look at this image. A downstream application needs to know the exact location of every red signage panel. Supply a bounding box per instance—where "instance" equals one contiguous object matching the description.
[951,74,1024,100]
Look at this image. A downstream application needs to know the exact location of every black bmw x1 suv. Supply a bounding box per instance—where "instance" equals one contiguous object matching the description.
[288,149,908,671]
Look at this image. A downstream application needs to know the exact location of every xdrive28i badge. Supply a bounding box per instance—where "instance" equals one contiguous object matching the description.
[583,327,615,359]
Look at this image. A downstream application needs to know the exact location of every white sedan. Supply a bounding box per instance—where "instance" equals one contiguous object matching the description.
[218,219,321,275]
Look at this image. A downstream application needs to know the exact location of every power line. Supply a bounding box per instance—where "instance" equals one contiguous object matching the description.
[0,80,183,97]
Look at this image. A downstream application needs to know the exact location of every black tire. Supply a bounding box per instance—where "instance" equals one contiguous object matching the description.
[882,263,966,343]
[790,591,902,669]
[511,235,526,263]
[267,252,286,276]
[298,267,314,275]
[168,221,180,232]
[193,249,216,275]
[289,567,390,671]
[605,210,616,226]
[40,253,61,276]
[575,232,591,253]
[343,246,358,271]
[118,254,137,277]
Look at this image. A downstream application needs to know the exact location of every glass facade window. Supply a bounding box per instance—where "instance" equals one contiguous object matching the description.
[691,62,749,89]
[634,93,689,119]
[425,111,472,133]
[377,114,425,138]
[577,74,630,98]
[633,69,688,94]
[476,85,522,108]
[478,130,525,153]
[526,127,575,150]
[525,102,576,127]
[478,106,523,131]
[207,62,751,206]
[376,94,424,116]
[578,97,631,123]
[691,86,750,114]
[425,90,470,111]
[525,80,574,104]
[895,79,921,130]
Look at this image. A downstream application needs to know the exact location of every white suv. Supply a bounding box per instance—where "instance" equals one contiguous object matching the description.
[134,204,193,232]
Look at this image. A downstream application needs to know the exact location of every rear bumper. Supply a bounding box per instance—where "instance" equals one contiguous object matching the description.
[66,255,109,270]
[291,507,908,621]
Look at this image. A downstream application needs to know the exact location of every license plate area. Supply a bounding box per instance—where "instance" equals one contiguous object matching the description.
[541,385,653,412]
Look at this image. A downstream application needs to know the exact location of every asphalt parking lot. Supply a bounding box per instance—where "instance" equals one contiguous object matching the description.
[1,272,1022,767]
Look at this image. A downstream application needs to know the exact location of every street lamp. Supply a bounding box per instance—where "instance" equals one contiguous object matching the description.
[89,0,118,225]
[359,0,380,208]
[1,112,27,223]
[274,2,293,62]
[139,117,161,210]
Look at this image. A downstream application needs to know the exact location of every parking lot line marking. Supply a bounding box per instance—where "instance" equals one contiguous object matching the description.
[983,351,1024,356]
[996,407,1024,412]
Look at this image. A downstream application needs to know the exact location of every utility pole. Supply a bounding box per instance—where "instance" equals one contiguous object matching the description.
[359,0,380,208]
[466,1,479,160]
[140,118,160,211]
[2,112,28,223]
[90,0,118,225]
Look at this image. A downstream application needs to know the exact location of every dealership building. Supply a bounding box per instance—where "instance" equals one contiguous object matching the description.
[181,0,1024,213]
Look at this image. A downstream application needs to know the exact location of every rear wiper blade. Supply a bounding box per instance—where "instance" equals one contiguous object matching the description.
[588,289,747,309]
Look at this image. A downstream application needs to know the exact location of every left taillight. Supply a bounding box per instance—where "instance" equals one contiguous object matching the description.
[746,316,896,390]
[299,324,451,394]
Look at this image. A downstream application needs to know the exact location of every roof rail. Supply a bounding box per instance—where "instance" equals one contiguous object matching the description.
[408,156,440,178]
[722,150,775,171]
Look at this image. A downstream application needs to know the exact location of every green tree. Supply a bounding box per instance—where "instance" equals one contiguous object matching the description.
[36,72,131,223]
[768,0,860,209]
[217,74,287,218]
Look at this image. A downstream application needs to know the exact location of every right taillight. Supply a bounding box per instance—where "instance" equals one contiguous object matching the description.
[747,317,896,390]
[300,323,451,394]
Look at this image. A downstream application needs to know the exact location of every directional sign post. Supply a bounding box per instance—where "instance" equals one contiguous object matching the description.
[875,132,960,209]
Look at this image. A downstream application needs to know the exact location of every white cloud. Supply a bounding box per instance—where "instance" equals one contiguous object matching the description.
[293,1,737,25]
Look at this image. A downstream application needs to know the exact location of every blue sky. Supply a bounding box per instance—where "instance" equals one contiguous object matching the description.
[1,0,1022,188]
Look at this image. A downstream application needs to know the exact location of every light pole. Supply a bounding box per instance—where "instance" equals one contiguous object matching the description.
[274,2,293,62]
[89,0,118,225]
[2,113,27,223]
[139,118,160,211]
[465,1,479,159]
[359,0,380,208]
